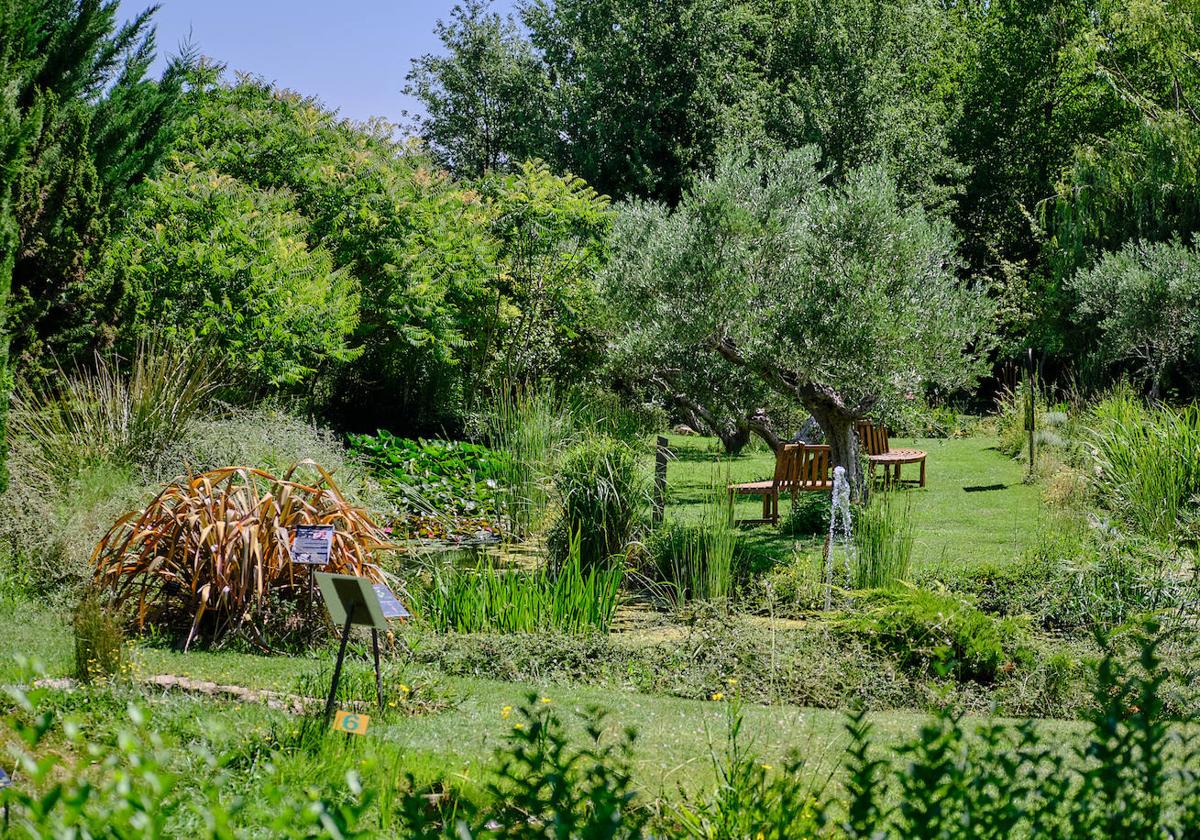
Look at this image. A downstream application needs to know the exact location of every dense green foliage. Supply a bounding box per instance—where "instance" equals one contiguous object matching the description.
[0,0,187,483]
[408,0,1200,388]
[605,150,991,489]
[548,435,648,569]
[414,538,624,634]
[1069,238,1200,396]
[6,628,1200,837]
[349,429,506,517]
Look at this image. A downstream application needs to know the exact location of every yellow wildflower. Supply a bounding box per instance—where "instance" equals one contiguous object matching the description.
[711,692,725,701]
[501,705,513,719]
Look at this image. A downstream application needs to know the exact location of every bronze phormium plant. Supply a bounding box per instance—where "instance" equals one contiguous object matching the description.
[92,461,394,649]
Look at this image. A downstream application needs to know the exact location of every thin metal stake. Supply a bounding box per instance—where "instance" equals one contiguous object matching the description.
[323,608,355,726]
[372,628,384,712]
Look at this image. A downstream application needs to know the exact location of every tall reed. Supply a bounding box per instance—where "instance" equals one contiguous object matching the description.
[1088,391,1200,543]
[484,384,571,539]
[852,489,914,590]
[415,534,623,634]
[648,489,738,609]
[548,435,648,570]
[11,340,219,477]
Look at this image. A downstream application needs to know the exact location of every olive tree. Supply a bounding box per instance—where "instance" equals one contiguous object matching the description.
[606,150,992,493]
[1069,238,1200,399]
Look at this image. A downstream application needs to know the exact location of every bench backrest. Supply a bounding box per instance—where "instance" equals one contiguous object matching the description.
[856,421,890,456]
[793,444,832,489]
[771,444,802,487]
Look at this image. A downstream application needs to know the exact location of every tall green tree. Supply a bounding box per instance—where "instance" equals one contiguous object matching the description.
[405,0,555,178]
[0,0,185,485]
[607,151,992,493]
[1051,0,1200,270]
[949,0,1120,353]
[761,0,967,214]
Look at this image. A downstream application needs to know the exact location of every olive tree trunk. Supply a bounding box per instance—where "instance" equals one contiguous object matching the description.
[711,335,866,499]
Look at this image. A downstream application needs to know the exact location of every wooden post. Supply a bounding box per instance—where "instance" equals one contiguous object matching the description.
[653,435,670,525]
[323,608,355,726]
[1026,348,1037,480]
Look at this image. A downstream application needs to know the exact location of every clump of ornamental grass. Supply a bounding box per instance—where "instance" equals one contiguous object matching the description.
[414,531,622,634]
[1087,391,1200,544]
[643,488,738,610]
[548,435,648,570]
[10,339,220,480]
[73,592,126,683]
[484,384,572,539]
[92,462,394,649]
[852,488,915,590]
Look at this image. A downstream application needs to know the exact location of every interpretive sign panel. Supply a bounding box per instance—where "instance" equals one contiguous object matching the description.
[372,582,410,620]
[315,572,389,630]
[292,524,334,565]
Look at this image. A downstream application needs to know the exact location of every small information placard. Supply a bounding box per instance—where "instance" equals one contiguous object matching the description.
[372,582,411,620]
[292,524,334,565]
[332,710,370,735]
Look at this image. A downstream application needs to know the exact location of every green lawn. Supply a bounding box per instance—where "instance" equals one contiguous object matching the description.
[0,430,1068,798]
[1,598,1084,798]
[662,433,1044,571]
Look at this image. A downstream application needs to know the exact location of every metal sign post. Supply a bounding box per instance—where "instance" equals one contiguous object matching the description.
[314,573,410,726]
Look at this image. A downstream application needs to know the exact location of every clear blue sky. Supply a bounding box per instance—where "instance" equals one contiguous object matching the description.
[119,1,518,126]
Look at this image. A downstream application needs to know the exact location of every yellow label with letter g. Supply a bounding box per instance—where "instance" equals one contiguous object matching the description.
[332,710,370,735]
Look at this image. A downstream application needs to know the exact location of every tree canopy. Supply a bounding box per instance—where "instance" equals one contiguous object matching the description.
[605,150,993,488]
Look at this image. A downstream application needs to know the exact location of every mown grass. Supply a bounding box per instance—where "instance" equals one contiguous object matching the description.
[662,434,1043,572]
[0,596,1086,797]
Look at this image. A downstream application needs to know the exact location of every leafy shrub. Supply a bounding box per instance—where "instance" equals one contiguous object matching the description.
[106,166,360,390]
[940,521,1195,633]
[891,402,980,439]
[758,549,827,613]
[852,490,914,589]
[414,535,623,634]
[73,593,126,683]
[1069,237,1200,398]
[845,588,1032,682]
[1086,391,1200,543]
[350,429,507,516]
[778,492,830,537]
[548,435,648,569]
[92,464,392,648]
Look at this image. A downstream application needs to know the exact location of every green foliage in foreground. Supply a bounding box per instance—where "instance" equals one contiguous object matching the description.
[5,626,1200,837]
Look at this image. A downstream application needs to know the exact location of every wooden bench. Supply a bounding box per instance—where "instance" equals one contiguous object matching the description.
[727,443,833,525]
[856,421,926,487]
